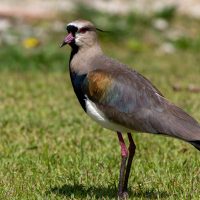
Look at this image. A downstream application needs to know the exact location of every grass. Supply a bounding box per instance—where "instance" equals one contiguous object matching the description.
[0,8,200,199]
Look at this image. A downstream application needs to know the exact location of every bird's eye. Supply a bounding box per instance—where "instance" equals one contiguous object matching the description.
[79,27,89,34]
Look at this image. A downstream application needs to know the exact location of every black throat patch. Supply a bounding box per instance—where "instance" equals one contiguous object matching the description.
[69,72,87,111]
[67,30,86,111]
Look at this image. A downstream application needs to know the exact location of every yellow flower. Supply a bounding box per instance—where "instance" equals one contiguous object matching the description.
[22,37,40,48]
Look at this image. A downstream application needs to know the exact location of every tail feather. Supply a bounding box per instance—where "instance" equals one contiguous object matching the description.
[190,140,200,151]
[163,106,200,151]
[150,100,200,151]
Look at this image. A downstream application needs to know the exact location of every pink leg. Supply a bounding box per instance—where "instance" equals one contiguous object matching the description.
[117,132,128,198]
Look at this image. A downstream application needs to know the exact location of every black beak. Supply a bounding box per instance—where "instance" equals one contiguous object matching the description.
[60,41,67,48]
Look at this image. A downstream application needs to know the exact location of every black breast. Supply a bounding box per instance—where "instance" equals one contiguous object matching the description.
[70,71,87,111]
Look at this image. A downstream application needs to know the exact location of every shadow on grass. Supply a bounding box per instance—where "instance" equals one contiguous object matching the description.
[49,184,117,199]
[48,184,169,199]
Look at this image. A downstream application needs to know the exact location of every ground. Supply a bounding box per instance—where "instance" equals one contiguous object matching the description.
[0,8,200,200]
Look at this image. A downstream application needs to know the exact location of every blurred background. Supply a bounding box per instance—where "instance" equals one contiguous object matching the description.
[0,0,200,71]
[0,1,200,199]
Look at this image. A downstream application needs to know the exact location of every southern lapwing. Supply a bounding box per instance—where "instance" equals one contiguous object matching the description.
[61,19,200,199]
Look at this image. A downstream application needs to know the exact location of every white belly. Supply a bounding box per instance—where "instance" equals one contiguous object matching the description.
[85,98,130,132]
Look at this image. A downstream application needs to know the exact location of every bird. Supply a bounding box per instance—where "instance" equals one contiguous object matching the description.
[61,19,200,199]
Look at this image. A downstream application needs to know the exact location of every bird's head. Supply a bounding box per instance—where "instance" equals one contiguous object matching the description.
[61,19,98,49]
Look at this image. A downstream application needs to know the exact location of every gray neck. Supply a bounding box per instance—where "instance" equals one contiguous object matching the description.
[69,43,103,75]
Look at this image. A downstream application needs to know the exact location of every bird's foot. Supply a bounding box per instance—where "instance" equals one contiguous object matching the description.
[117,191,129,200]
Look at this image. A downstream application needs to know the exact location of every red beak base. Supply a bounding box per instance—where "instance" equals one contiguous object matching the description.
[60,32,75,47]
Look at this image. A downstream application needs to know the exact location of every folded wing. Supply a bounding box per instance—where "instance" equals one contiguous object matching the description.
[82,64,200,149]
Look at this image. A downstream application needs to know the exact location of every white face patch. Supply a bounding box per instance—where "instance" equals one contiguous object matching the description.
[67,22,85,30]
[74,33,84,46]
